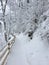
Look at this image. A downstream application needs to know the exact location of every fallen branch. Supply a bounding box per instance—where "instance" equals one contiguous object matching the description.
[0,34,16,65]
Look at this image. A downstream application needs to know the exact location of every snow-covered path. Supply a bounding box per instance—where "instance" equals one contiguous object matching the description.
[6,33,49,65]
[6,34,29,65]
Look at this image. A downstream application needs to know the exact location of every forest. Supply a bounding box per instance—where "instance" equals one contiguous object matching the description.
[0,0,49,65]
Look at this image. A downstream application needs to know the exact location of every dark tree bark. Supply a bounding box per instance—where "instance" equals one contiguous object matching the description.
[27,0,29,3]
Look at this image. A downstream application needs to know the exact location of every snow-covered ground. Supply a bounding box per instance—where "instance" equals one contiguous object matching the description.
[6,33,49,65]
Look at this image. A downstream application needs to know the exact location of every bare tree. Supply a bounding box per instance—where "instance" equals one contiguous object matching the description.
[0,0,8,42]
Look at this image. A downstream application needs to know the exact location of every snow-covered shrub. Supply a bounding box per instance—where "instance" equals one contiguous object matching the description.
[38,14,49,42]
[39,15,47,24]
[33,0,49,18]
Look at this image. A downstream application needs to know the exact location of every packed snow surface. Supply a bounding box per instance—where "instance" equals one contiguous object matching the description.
[6,33,49,65]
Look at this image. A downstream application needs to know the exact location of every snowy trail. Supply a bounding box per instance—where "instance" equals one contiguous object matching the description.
[6,34,29,65]
[6,33,49,65]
